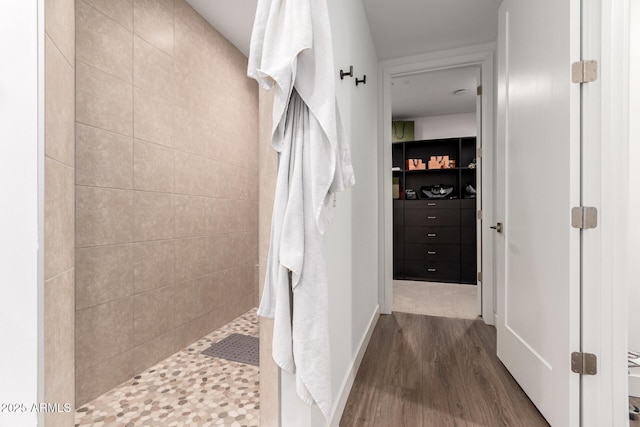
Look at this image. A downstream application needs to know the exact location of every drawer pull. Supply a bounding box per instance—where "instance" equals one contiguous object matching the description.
[427,268,437,272]
[427,251,437,255]
[427,233,437,237]
[427,203,436,206]
[427,216,437,219]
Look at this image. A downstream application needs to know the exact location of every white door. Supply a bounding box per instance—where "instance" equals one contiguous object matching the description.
[496,1,581,426]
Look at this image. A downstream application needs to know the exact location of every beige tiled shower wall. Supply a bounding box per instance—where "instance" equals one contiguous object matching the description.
[74,0,259,406]
[44,0,76,425]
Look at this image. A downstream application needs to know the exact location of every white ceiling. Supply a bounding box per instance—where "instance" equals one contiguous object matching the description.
[362,0,502,60]
[187,0,499,118]
[186,0,257,57]
[392,66,479,119]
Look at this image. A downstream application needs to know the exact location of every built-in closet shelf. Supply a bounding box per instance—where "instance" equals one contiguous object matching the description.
[392,137,477,284]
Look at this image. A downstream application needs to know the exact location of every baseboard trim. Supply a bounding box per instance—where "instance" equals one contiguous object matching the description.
[329,305,381,427]
[630,372,640,397]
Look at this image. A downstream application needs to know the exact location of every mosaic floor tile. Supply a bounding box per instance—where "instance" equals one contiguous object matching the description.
[75,309,260,427]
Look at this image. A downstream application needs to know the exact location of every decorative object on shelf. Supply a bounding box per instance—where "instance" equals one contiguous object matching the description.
[406,158,426,170]
[405,189,417,200]
[468,158,477,169]
[420,184,455,199]
[428,155,452,169]
[392,166,401,172]
[393,177,400,199]
[392,121,415,142]
[464,183,477,199]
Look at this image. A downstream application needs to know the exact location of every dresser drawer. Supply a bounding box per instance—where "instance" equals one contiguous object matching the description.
[404,243,460,261]
[394,241,405,259]
[404,199,460,210]
[405,209,460,227]
[461,209,476,227]
[393,259,404,279]
[394,225,405,243]
[404,261,460,282]
[405,226,460,244]
[393,209,404,226]
[460,245,477,284]
[461,227,476,245]
[461,199,476,209]
[460,263,477,284]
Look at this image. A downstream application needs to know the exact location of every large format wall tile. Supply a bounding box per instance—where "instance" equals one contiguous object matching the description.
[133,240,175,294]
[44,270,75,427]
[174,237,208,283]
[81,0,133,30]
[173,106,211,157]
[76,0,132,82]
[174,151,207,196]
[76,186,133,247]
[205,198,234,236]
[75,345,135,405]
[45,158,74,279]
[134,87,174,147]
[132,191,175,241]
[133,0,174,56]
[76,124,133,189]
[45,0,76,419]
[76,61,133,136]
[133,285,175,345]
[133,36,175,103]
[76,244,133,310]
[174,195,207,238]
[174,276,209,326]
[174,0,209,36]
[207,234,237,272]
[45,0,75,63]
[133,139,175,193]
[45,36,75,167]
[76,297,133,372]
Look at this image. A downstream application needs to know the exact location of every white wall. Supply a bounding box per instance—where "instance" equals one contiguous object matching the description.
[407,112,477,140]
[280,0,379,425]
[0,1,43,426]
[629,0,640,357]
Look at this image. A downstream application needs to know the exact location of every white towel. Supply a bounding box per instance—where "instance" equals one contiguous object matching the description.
[247,0,355,420]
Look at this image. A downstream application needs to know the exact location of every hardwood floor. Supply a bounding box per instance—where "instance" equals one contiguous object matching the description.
[340,312,550,427]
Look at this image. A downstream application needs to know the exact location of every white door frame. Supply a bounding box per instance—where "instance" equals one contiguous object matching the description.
[377,43,496,324]
[580,0,630,424]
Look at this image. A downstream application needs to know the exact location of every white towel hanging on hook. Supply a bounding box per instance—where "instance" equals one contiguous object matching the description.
[247,0,355,420]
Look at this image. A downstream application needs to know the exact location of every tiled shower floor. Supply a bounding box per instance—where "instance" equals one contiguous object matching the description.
[75,309,260,427]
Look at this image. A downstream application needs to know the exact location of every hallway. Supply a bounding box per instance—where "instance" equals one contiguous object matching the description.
[340,312,549,426]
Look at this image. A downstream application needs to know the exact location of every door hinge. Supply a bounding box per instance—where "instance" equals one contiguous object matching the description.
[477,271,483,282]
[571,60,598,83]
[477,85,483,96]
[477,209,483,220]
[477,147,483,158]
[571,206,598,229]
[571,352,597,375]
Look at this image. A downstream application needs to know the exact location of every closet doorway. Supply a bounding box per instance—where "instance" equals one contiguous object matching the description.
[391,65,480,320]
[379,47,495,324]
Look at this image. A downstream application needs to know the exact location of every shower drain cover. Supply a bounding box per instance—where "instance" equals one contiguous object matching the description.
[201,333,259,366]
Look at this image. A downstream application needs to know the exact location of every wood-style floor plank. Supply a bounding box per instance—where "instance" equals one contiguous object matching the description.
[381,313,424,390]
[340,312,550,427]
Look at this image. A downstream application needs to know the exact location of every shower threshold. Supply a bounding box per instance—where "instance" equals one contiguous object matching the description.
[75,309,260,427]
